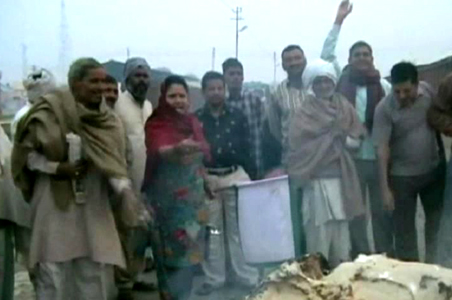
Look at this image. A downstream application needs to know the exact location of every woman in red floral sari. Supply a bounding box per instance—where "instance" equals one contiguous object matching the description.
[143,75,210,300]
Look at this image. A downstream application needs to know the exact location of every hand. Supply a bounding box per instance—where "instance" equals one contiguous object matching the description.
[264,168,286,179]
[120,189,151,229]
[56,161,87,178]
[335,0,353,25]
[442,128,452,137]
[179,153,199,166]
[175,139,201,155]
[382,187,395,212]
[204,181,216,200]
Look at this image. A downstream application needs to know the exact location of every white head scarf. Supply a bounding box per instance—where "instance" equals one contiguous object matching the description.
[124,57,151,81]
[22,68,56,104]
[302,59,338,96]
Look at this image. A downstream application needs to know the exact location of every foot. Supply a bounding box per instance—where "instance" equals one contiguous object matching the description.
[195,283,220,296]
[117,288,134,300]
[132,281,157,292]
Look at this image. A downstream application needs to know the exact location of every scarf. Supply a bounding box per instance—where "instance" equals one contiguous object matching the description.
[288,93,366,220]
[12,88,128,210]
[337,66,385,131]
[143,85,210,187]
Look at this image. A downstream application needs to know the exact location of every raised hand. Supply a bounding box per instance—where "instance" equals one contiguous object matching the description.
[335,0,353,25]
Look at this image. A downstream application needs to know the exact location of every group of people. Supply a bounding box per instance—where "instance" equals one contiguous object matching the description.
[2,0,452,299]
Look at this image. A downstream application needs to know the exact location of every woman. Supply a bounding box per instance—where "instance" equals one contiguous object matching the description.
[288,60,366,267]
[143,75,210,300]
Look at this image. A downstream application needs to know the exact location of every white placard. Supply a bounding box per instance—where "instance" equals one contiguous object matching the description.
[237,176,295,264]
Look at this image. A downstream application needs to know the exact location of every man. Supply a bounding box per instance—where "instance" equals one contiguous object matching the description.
[222,58,264,179]
[114,57,155,297]
[0,125,31,300]
[336,41,393,258]
[265,0,353,174]
[373,62,445,263]
[195,71,258,295]
[11,67,56,139]
[104,74,119,109]
[12,58,147,299]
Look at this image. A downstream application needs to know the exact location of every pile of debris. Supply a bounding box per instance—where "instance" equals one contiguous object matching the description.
[247,254,452,300]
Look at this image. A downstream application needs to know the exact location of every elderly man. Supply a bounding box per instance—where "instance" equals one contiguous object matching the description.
[12,58,146,300]
[114,58,155,297]
[0,126,31,300]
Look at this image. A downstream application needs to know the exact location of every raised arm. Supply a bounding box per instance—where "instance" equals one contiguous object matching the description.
[320,0,353,76]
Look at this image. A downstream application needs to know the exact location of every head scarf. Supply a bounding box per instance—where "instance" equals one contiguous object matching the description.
[23,68,56,104]
[124,57,151,81]
[143,77,210,187]
[302,59,338,96]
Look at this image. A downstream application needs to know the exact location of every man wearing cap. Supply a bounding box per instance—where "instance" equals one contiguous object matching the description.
[114,58,154,298]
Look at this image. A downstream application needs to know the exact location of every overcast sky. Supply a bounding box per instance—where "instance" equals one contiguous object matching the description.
[1,0,451,84]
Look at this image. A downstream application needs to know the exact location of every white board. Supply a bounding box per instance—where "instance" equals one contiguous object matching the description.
[237,175,295,264]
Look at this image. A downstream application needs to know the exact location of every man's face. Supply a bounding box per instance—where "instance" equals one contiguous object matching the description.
[126,67,151,101]
[349,46,374,72]
[224,66,244,92]
[203,79,225,107]
[74,67,106,108]
[393,81,418,107]
[312,76,336,99]
[282,49,307,78]
[103,82,119,108]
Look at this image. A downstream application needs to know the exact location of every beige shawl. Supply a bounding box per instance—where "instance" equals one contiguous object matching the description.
[288,93,366,220]
[12,88,128,210]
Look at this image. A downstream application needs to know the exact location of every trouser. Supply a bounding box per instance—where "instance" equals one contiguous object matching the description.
[202,167,259,287]
[0,221,14,300]
[305,219,350,268]
[390,165,445,263]
[35,258,116,300]
[349,160,394,258]
[435,159,452,267]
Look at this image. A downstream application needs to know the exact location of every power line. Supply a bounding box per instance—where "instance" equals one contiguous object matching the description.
[216,0,235,12]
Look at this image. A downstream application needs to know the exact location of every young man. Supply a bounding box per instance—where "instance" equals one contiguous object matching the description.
[266,0,353,174]
[114,57,155,297]
[104,74,119,109]
[222,58,264,179]
[195,71,258,295]
[12,58,147,299]
[336,41,393,258]
[373,62,445,263]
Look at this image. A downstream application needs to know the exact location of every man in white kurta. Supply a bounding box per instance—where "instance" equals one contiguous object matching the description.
[114,57,154,295]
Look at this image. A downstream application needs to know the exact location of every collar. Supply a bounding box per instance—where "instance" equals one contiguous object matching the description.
[392,86,426,110]
[123,90,148,107]
[201,103,232,117]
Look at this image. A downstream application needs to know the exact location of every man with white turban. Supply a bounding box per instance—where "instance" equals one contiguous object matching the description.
[288,60,366,266]
[11,68,56,139]
[114,57,154,298]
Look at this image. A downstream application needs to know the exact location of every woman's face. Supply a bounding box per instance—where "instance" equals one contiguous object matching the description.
[166,84,189,114]
[312,76,335,99]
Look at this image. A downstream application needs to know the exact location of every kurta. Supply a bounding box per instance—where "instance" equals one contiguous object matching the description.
[115,91,153,195]
[28,167,125,269]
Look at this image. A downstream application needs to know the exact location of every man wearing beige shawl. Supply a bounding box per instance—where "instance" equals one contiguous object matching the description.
[11,58,147,300]
[288,60,365,267]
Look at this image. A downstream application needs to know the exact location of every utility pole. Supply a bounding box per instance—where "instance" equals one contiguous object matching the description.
[211,47,216,70]
[58,0,71,81]
[233,7,243,59]
[126,47,130,60]
[273,51,281,84]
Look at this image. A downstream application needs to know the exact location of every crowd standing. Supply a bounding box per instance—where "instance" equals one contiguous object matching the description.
[2,1,452,300]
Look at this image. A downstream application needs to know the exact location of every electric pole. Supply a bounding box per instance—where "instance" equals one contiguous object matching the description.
[211,47,216,70]
[233,7,243,59]
[22,44,28,79]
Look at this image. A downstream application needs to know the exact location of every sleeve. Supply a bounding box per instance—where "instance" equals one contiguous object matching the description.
[266,90,283,144]
[109,177,132,195]
[372,100,393,146]
[27,151,59,174]
[239,114,257,179]
[320,24,342,77]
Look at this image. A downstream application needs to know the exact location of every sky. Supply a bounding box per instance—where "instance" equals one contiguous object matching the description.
[0,0,451,84]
